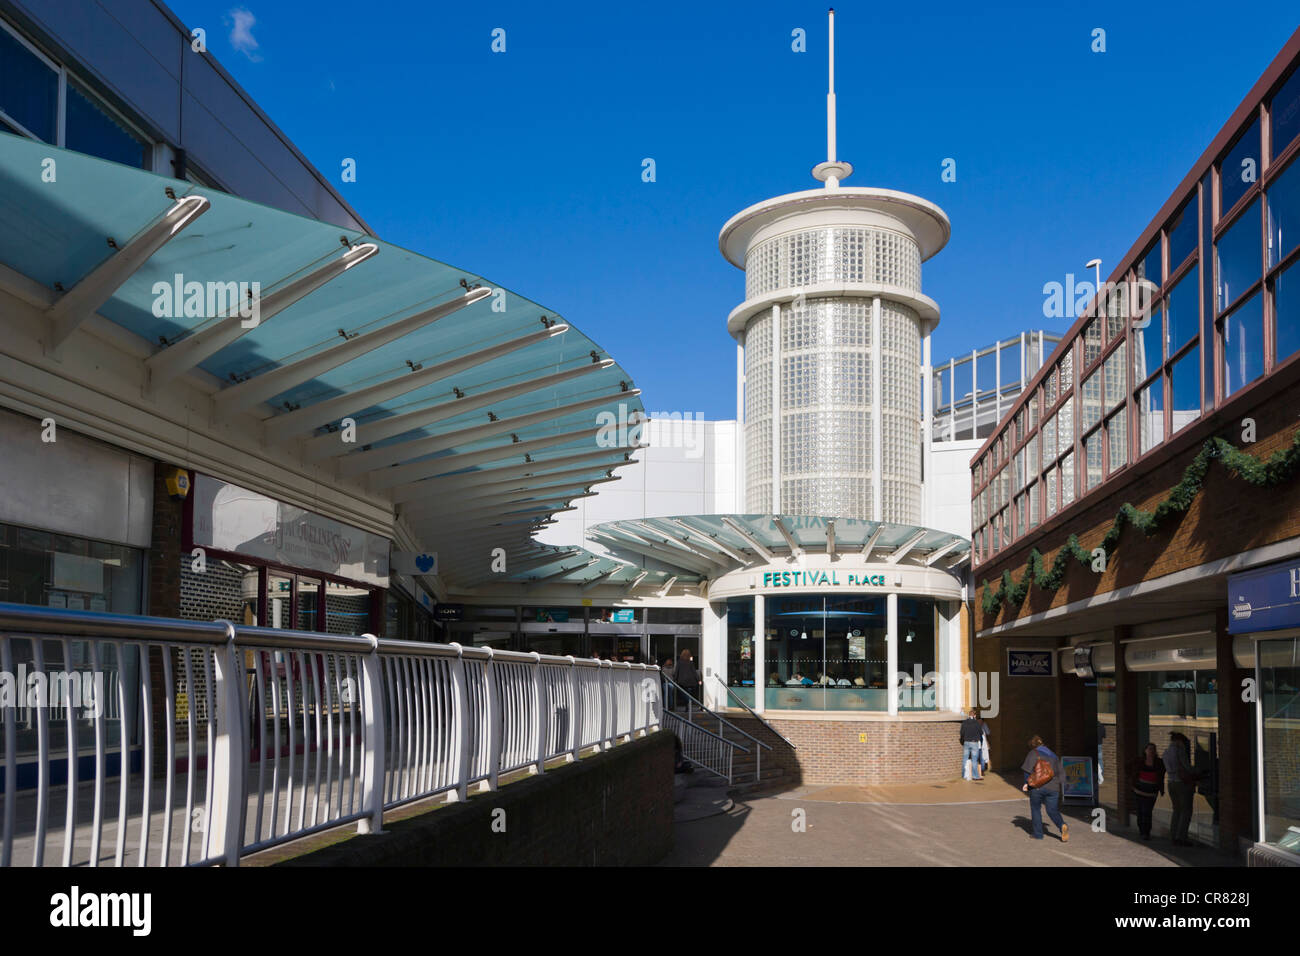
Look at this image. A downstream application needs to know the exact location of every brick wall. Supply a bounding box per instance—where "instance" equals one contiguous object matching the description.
[732,716,968,785]
[974,371,1300,635]
[272,732,674,866]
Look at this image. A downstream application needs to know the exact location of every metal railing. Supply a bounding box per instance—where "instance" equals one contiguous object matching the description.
[0,603,661,867]
[659,671,769,782]
[661,711,743,783]
[710,676,797,750]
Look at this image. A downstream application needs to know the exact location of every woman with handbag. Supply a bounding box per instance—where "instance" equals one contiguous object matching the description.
[1129,742,1165,841]
[1021,734,1068,842]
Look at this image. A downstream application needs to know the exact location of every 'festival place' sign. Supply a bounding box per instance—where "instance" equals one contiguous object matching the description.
[760,570,887,588]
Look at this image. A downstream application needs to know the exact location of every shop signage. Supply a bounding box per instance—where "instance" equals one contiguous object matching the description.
[1007,650,1054,676]
[1072,646,1095,679]
[1061,756,1095,802]
[759,570,886,588]
[1228,560,1300,633]
[390,551,438,576]
[191,474,390,587]
[610,609,636,623]
[433,603,463,621]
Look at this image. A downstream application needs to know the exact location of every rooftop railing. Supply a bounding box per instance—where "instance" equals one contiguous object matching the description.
[0,602,660,867]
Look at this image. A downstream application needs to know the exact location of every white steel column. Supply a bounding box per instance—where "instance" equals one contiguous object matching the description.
[703,601,726,710]
[886,591,899,716]
[753,593,766,715]
[770,304,782,514]
[871,296,883,520]
[737,335,746,509]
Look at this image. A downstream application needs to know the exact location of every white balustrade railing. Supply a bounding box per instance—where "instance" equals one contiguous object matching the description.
[0,603,662,867]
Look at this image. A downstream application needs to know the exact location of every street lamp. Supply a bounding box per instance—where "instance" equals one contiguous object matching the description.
[1086,258,1102,308]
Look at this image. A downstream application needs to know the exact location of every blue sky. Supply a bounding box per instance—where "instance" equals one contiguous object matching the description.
[170,0,1299,419]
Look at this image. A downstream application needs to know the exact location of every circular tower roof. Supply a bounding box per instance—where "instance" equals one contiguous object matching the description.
[719,186,951,269]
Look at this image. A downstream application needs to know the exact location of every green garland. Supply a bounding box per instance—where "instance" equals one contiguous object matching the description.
[980,427,1300,617]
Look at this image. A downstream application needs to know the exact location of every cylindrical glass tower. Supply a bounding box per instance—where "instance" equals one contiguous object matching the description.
[721,188,950,524]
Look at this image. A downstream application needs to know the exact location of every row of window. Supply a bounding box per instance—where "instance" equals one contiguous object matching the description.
[973,62,1300,566]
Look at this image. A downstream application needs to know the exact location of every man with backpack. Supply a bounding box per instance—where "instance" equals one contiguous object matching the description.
[1021,734,1068,842]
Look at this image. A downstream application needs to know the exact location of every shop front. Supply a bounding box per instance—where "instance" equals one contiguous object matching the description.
[184,473,390,634]
[1228,557,1300,862]
[709,554,964,716]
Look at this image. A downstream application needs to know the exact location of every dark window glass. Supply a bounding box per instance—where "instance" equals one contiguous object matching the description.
[1221,293,1264,398]
[1134,306,1163,382]
[1220,120,1260,214]
[1171,347,1201,432]
[1277,257,1300,365]
[1215,199,1261,312]
[1167,266,1199,356]
[0,25,57,141]
[1268,155,1300,269]
[65,81,148,168]
[1271,66,1300,161]
[1138,239,1162,289]
[1168,199,1199,271]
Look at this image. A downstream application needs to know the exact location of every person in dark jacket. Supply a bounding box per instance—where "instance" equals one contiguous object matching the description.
[959,708,984,780]
[672,648,700,707]
[1021,735,1068,842]
[1130,742,1166,841]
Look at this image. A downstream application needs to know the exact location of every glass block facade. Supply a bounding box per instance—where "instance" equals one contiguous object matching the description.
[742,278,924,522]
[745,226,922,300]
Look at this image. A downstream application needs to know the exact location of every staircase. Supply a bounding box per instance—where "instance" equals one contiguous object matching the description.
[659,673,785,792]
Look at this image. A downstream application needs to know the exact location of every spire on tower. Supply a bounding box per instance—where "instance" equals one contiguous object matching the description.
[812,7,853,188]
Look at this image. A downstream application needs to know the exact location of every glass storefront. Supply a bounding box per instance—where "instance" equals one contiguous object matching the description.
[0,521,143,614]
[725,593,935,711]
[1259,636,1300,852]
[1136,669,1220,844]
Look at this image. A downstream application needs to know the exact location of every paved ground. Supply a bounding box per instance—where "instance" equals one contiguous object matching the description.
[659,772,1243,867]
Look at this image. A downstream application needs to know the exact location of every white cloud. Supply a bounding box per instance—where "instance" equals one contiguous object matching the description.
[226,7,262,61]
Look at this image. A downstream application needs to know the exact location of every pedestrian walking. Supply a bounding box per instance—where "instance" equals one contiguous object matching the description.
[959,708,984,780]
[1021,734,1068,841]
[1162,731,1198,846]
[673,647,700,707]
[978,711,991,775]
[1130,742,1166,841]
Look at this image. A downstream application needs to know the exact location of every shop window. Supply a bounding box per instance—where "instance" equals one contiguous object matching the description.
[325,581,371,635]
[0,521,142,613]
[1215,199,1261,312]
[1259,636,1300,849]
[1137,669,1220,844]
[1167,266,1200,356]
[1276,258,1300,366]
[1270,66,1300,161]
[0,23,57,142]
[1267,155,1300,268]
[65,80,149,168]
[1138,378,1165,455]
[1171,346,1202,432]
[1138,238,1162,290]
[1220,119,1260,215]
[1168,199,1199,273]
[1221,293,1264,398]
[1106,410,1128,474]
[1134,306,1164,382]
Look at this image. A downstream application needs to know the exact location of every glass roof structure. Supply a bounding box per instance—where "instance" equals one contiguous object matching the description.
[0,132,645,588]
[588,515,969,576]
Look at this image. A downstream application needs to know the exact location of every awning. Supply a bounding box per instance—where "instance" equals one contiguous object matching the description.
[0,132,644,588]
[588,514,970,575]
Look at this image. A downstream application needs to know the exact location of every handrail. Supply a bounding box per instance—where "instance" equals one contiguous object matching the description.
[711,676,797,750]
[660,669,770,752]
[661,711,746,784]
[1,603,663,867]
[661,711,750,753]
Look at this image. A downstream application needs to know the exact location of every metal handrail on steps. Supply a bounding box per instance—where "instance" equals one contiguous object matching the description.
[658,670,771,783]
[711,676,797,750]
[661,711,748,784]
